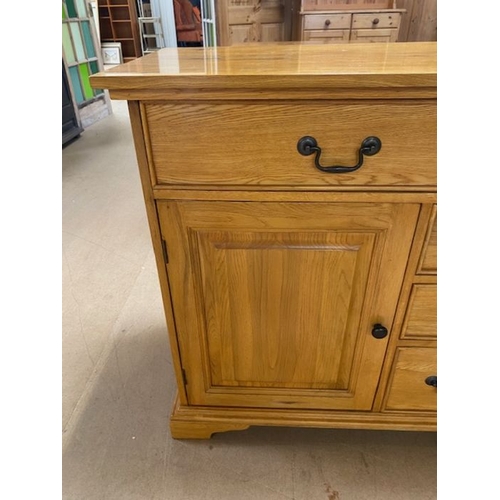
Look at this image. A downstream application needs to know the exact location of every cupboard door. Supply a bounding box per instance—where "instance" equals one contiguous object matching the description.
[217,0,289,46]
[158,201,419,410]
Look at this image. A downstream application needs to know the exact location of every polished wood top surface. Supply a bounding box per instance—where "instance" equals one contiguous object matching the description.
[90,42,436,93]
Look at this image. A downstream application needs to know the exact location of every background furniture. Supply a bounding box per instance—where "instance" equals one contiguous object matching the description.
[97,0,142,62]
[299,0,404,43]
[90,42,437,439]
[216,0,294,46]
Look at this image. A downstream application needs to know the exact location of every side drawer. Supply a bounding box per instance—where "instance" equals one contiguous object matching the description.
[144,101,436,187]
[417,205,437,274]
[400,285,437,340]
[303,13,351,30]
[352,12,400,29]
[384,347,437,412]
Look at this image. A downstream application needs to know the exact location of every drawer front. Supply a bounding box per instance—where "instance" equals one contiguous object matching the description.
[303,29,350,43]
[352,12,400,29]
[384,347,437,411]
[400,285,437,340]
[303,13,351,30]
[417,205,437,274]
[350,28,399,43]
[145,102,436,187]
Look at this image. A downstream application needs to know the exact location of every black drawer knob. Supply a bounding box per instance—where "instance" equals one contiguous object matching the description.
[297,136,382,174]
[371,324,388,339]
[425,376,437,388]
[372,18,380,25]
[325,19,331,26]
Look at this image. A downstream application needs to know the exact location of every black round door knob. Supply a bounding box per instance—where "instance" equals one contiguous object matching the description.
[372,324,388,339]
[372,18,380,25]
[425,376,437,388]
[325,19,331,26]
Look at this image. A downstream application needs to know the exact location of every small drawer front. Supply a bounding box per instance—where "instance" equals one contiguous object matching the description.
[417,205,437,274]
[145,102,436,187]
[352,12,400,29]
[384,347,437,411]
[303,29,350,43]
[350,28,399,43]
[303,14,351,30]
[400,285,437,340]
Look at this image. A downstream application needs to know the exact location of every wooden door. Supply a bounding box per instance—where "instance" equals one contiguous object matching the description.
[158,201,419,410]
[216,0,290,45]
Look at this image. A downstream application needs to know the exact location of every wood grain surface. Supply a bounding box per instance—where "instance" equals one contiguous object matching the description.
[144,101,436,187]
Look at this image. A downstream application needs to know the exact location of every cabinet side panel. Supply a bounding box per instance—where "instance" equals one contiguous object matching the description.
[128,101,188,405]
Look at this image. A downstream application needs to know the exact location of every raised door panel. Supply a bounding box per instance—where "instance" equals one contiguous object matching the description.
[158,201,420,410]
[198,230,375,390]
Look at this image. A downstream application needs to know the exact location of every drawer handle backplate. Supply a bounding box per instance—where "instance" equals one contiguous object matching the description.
[297,136,382,173]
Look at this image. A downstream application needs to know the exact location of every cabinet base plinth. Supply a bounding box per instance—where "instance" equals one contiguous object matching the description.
[169,394,436,440]
[170,420,250,439]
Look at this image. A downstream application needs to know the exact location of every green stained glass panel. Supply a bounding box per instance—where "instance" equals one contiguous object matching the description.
[62,4,67,19]
[81,22,96,58]
[75,0,87,17]
[70,22,86,61]
[89,61,103,95]
[69,66,84,103]
[66,0,77,18]
[79,64,94,100]
[62,24,75,63]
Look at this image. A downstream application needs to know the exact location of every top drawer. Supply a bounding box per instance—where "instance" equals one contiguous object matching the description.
[143,101,436,188]
[303,13,351,30]
[352,12,401,29]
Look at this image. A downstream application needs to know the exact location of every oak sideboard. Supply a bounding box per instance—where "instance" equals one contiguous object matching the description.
[90,42,437,439]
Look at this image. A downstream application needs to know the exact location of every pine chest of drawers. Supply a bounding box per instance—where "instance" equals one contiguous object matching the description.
[299,4,405,44]
[90,42,437,439]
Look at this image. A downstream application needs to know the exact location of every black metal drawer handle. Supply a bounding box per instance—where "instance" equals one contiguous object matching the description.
[425,376,437,388]
[297,136,382,174]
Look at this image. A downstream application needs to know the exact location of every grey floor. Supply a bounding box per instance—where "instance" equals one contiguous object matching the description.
[62,100,437,500]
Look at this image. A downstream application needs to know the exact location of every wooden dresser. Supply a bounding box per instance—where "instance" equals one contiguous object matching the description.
[90,42,437,439]
[299,0,405,44]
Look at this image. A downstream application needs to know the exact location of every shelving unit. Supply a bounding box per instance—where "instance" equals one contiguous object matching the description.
[97,0,142,62]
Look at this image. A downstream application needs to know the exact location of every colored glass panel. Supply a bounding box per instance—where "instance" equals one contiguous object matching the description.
[62,4,67,19]
[66,0,77,18]
[75,0,87,17]
[70,22,86,61]
[62,24,76,63]
[79,64,94,100]
[89,61,103,95]
[69,66,84,103]
[81,22,96,58]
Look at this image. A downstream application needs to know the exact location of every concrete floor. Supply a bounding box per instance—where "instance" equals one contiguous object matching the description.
[62,100,437,500]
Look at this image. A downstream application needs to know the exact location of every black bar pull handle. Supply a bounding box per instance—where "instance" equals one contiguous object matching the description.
[297,136,382,174]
